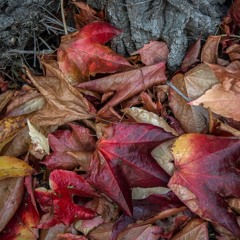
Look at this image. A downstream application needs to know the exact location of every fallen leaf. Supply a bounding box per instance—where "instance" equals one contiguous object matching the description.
[181,37,201,71]
[132,187,171,200]
[0,177,24,231]
[58,22,131,83]
[228,198,240,214]
[228,0,240,27]
[168,133,240,236]
[0,156,33,180]
[201,36,221,64]
[88,222,114,240]
[73,2,102,28]
[26,64,96,127]
[169,63,219,133]
[0,193,39,240]
[0,90,15,113]
[151,139,176,176]
[206,61,240,84]
[5,88,45,117]
[74,216,104,235]
[57,233,87,240]
[122,107,178,136]
[0,116,26,152]
[27,119,49,155]
[131,41,169,65]
[78,62,167,115]
[171,218,209,240]
[43,123,96,170]
[116,224,163,240]
[190,83,240,121]
[35,170,97,228]
[88,123,174,215]
[226,43,240,61]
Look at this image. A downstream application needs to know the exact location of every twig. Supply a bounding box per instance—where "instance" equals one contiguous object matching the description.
[7,50,53,55]
[166,80,190,102]
[60,0,68,35]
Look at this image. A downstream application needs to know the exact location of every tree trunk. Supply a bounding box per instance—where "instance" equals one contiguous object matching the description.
[87,0,229,70]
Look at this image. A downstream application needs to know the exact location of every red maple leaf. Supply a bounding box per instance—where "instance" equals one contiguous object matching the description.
[168,133,240,236]
[88,123,175,216]
[43,123,96,170]
[58,22,131,83]
[35,170,98,228]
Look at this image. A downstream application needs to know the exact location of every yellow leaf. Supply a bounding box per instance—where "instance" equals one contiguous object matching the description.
[0,156,33,180]
[0,116,26,152]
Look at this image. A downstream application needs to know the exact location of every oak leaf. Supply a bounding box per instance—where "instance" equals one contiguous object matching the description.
[58,22,131,83]
[78,62,167,115]
[88,123,174,216]
[35,170,97,228]
[168,133,240,236]
[43,123,96,170]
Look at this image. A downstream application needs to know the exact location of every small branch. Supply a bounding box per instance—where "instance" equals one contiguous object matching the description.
[60,0,68,35]
[166,80,190,102]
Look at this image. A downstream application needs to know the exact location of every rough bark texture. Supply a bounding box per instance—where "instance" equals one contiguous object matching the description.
[87,0,228,70]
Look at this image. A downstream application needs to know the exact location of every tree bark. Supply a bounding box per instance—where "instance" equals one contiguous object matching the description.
[87,0,229,70]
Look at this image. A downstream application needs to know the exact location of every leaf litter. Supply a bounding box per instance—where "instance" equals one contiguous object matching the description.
[0,1,240,239]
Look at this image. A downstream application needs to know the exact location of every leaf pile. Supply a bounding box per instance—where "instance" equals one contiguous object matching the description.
[0,1,240,240]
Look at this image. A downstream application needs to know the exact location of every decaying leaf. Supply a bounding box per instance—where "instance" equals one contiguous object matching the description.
[181,37,201,71]
[0,156,33,180]
[0,90,15,113]
[0,116,26,152]
[35,170,97,228]
[78,62,167,115]
[43,123,96,170]
[201,36,221,64]
[169,63,219,133]
[190,83,240,121]
[88,122,174,215]
[168,133,240,236]
[171,218,209,240]
[0,193,39,240]
[122,107,178,136]
[27,119,49,155]
[5,88,45,117]
[58,22,131,83]
[151,139,176,176]
[131,41,169,66]
[0,177,24,232]
[26,65,96,127]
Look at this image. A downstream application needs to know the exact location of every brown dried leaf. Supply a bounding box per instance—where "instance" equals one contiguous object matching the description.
[201,36,221,64]
[0,116,26,153]
[26,64,96,127]
[132,41,169,66]
[0,90,15,113]
[171,218,209,240]
[169,63,219,133]
[5,88,45,117]
[190,83,240,121]
[78,62,167,115]
[0,177,24,231]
